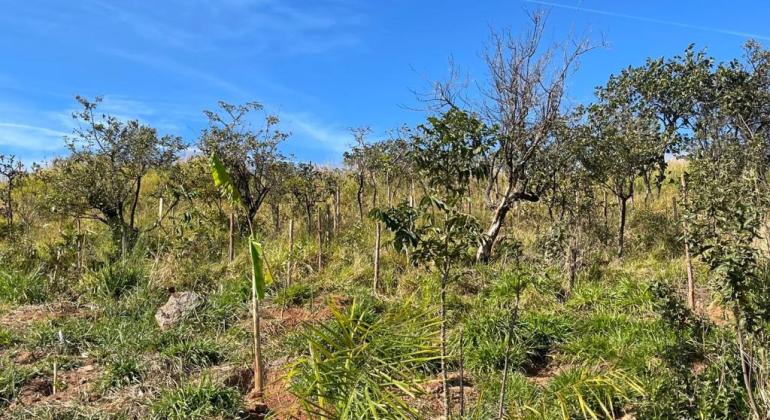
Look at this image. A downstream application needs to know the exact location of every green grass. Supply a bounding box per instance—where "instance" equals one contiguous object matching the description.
[99,354,144,391]
[0,269,51,304]
[161,337,226,373]
[151,379,242,420]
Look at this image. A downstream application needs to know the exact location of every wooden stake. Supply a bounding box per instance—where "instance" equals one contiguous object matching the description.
[409,180,415,207]
[333,185,340,234]
[251,276,264,399]
[288,218,294,287]
[373,222,381,293]
[76,218,83,273]
[317,209,323,271]
[459,327,466,417]
[681,173,695,309]
[672,196,679,221]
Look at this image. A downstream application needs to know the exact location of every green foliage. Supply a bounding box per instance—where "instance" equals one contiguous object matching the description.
[209,153,241,204]
[0,327,16,348]
[413,108,494,197]
[249,239,272,300]
[4,39,770,419]
[44,96,183,252]
[200,101,287,222]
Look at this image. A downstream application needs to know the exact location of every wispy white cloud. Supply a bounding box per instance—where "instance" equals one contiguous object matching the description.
[525,0,770,41]
[87,0,364,56]
[0,122,68,152]
[102,48,247,97]
[281,111,351,154]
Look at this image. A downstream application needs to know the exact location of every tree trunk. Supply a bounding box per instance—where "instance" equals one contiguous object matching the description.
[325,203,332,243]
[476,198,511,262]
[386,173,392,206]
[672,196,679,220]
[459,327,466,417]
[371,177,378,208]
[228,212,235,263]
[357,172,365,222]
[565,238,579,296]
[129,176,142,231]
[121,224,128,259]
[5,182,13,226]
[306,205,313,236]
[618,195,628,258]
[603,190,608,229]
[373,221,381,294]
[467,181,473,215]
[642,171,652,204]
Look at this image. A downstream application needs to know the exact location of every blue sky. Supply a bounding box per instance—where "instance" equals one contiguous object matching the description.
[1,0,768,165]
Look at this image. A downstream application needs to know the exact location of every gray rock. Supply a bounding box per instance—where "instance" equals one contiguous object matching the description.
[155,291,201,330]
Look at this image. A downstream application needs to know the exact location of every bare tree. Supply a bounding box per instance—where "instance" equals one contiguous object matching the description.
[435,13,593,262]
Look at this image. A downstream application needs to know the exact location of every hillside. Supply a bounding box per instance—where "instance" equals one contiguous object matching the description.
[0,158,758,419]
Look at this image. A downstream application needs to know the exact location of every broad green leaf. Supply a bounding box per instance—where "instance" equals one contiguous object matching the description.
[209,153,242,205]
[249,239,272,300]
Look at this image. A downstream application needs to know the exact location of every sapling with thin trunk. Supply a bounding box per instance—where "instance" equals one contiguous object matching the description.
[373,109,488,419]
